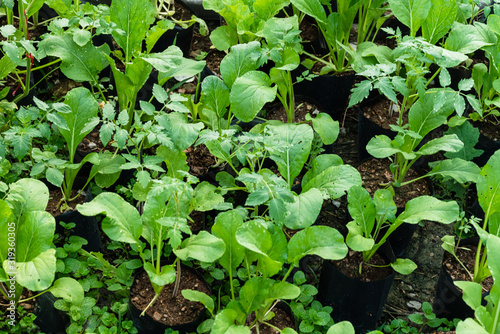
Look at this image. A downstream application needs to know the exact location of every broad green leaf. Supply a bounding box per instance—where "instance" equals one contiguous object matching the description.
[17,211,55,264]
[390,258,417,275]
[156,146,189,179]
[55,87,99,162]
[212,211,245,273]
[346,221,375,252]
[477,150,500,220]
[0,56,16,80]
[444,121,484,160]
[266,123,314,188]
[445,22,495,54]
[455,281,483,310]
[239,277,272,314]
[0,200,13,278]
[26,0,45,19]
[421,0,457,44]
[144,262,176,287]
[288,226,348,266]
[110,0,155,62]
[230,71,277,122]
[290,0,327,24]
[307,113,339,145]
[211,309,248,334]
[268,280,301,302]
[39,34,110,85]
[455,318,488,333]
[487,234,500,284]
[302,165,362,200]
[284,188,323,230]
[388,0,432,36]
[220,42,265,89]
[182,289,214,313]
[302,154,344,187]
[349,81,373,108]
[235,220,273,257]
[6,178,49,215]
[427,158,481,184]
[174,231,225,262]
[396,196,459,225]
[16,248,56,291]
[202,76,230,118]
[77,192,142,244]
[415,134,463,156]
[193,181,226,212]
[46,167,64,187]
[326,321,355,334]
[48,277,84,305]
[160,113,204,151]
[347,186,376,237]
[210,25,239,51]
[145,19,176,53]
[366,135,404,159]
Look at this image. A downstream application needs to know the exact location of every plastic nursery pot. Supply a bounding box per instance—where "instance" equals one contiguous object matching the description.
[128,265,211,334]
[432,237,489,321]
[148,24,195,57]
[52,179,104,252]
[293,70,356,122]
[317,243,396,333]
[34,292,70,334]
[473,131,500,168]
[176,0,220,21]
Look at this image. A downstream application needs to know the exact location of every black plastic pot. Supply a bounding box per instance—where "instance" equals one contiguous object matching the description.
[432,237,489,320]
[294,71,355,121]
[317,243,396,333]
[473,132,500,167]
[149,24,195,57]
[177,0,220,21]
[52,180,103,252]
[33,292,70,334]
[128,265,210,334]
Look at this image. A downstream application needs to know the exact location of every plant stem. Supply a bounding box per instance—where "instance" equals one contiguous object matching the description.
[172,260,181,298]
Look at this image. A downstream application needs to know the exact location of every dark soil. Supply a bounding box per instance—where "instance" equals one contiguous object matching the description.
[186,144,217,177]
[362,97,408,130]
[46,188,86,216]
[188,210,205,233]
[473,119,500,142]
[332,250,393,282]
[443,243,494,292]
[130,267,210,326]
[357,158,431,207]
[249,306,296,334]
[264,100,320,123]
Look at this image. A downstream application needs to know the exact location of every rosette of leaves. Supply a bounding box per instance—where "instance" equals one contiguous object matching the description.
[345,185,460,275]
[0,179,83,308]
[77,175,229,315]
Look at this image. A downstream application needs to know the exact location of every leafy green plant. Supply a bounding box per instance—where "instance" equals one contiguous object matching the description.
[455,232,500,333]
[0,304,41,334]
[407,302,458,333]
[0,178,83,310]
[345,185,460,274]
[207,209,349,333]
[77,175,228,315]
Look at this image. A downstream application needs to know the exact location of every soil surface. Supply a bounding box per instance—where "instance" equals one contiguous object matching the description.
[46,188,86,216]
[130,267,210,326]
[249,306,296,334]
[264,100,320,123]
[357,158,431,207]
[474,119,500,142]
[186,144,217,177]
[333,250,394,282]
[361,97,408,130]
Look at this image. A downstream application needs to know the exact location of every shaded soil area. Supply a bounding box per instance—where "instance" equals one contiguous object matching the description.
[333,251,394,282]
[249,306,296,334]
[46,188,86,216]
[130,267,210,326]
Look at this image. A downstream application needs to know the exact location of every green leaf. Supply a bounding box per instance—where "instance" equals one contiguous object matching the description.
[236,220,273,257]
[427,158,481,184]
[6,178,49,221]
[396,196,459,225]
[455,318,488,333]
[388,0,432,36]
[39,34,110,85]
[212,211,245,274]
[145,19,175,53]
[110,0,155,62]
[421,0,457,44]
[284,188,323,230]
[144,262,176,287]
[455,281,483,310]
[182,289,214,313]
[366,135,402,159]
[55,87,99,163]
[16,249,56,292]
[439,67,451,88]
[220,42,265,89]
[416,134,464,156]
[230,71,277,122]
[477,150,500,220]
[445,22,495,54]
[391,258,417,275]
[290,0,327,24]
[0,56,16,81]
[202,76,230,118]
[307,113,339,145]
[348,81,373,108]
[211,309,248,334]
[444,121,484,160]
[288,226,348,266]
[210,25,239,51]
[193,182,226,212]
[347,186,376,238]
[302,164,362,200]
[48,277,84,305]
[73,29,91,47]
[156,146,189,179]
[326,321,355,334]
[160,113,204,151]
[77,193,142,245]
[266,123,314,188]
[174,231,225,262]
